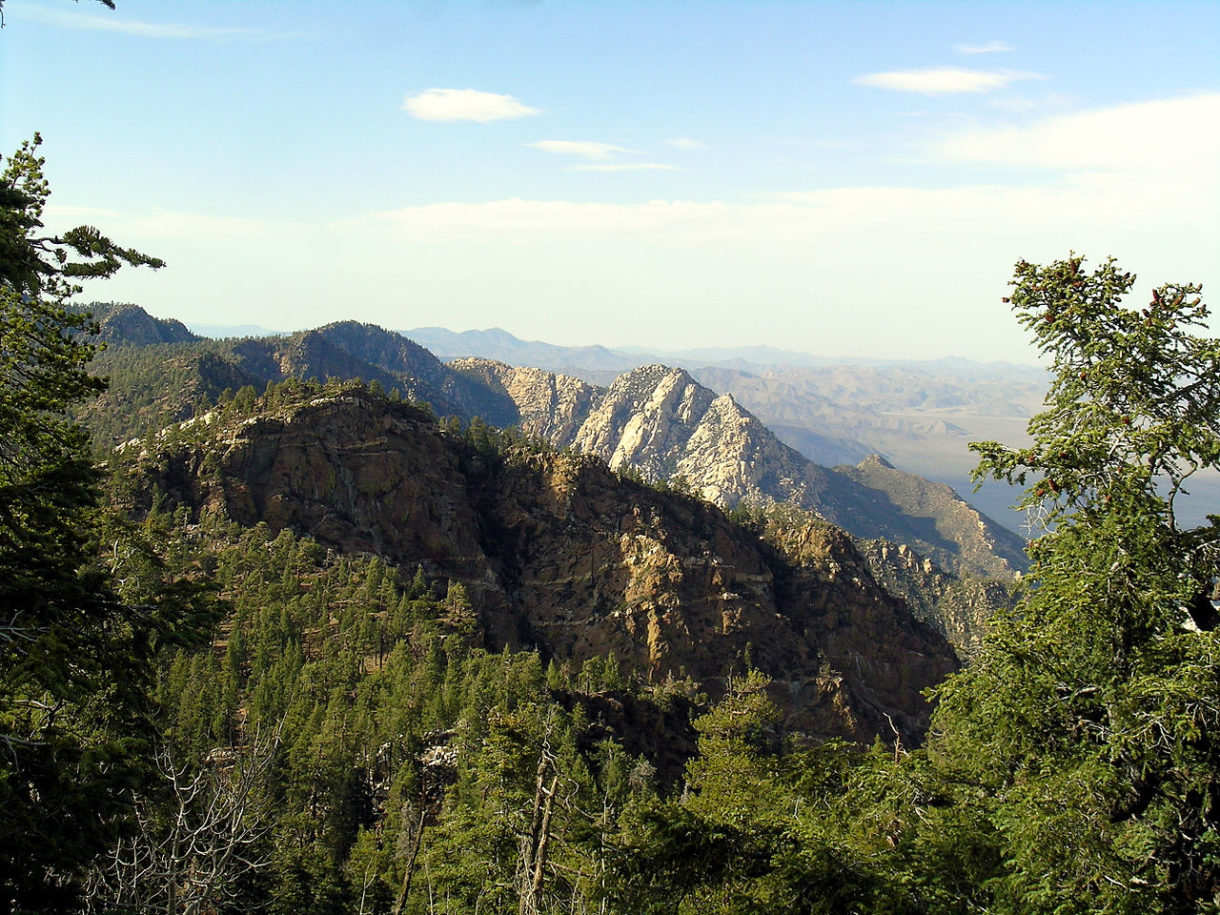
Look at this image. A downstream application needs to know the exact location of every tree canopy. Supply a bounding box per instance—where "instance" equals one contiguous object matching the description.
[927,255,1220,912]
[0,135,203,911]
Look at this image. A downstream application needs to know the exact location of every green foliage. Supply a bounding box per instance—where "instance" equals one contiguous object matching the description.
[444,413,556,462]
[929,256,1220,912]
[0,135,200,910]
[607,673,921,915]
[973,256,1220,526]
[23,244,1220,911]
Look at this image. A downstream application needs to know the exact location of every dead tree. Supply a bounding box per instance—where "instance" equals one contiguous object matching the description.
[517,740,561,915]
[84,730,279,915]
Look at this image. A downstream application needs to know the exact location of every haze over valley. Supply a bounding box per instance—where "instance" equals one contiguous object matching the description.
[405,323,1047,535]
[4,1,1219,911]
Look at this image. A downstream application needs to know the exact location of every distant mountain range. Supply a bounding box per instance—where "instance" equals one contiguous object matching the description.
[79,302,1029,650]
[117,386,959,741]
[403,324,1048,534]
[403,325,1042,376]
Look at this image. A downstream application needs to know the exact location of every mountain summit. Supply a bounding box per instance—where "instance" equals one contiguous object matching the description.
[117,386,958,743]
[455,359,1027,579]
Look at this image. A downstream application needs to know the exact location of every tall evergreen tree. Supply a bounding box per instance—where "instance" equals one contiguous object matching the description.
[0,136,178,911]
[930,256,1220,913]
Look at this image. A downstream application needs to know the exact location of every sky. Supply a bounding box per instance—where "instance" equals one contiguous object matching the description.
[2,0,1218,363]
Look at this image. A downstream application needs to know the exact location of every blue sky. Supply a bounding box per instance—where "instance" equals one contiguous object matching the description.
[2,0,1218,362]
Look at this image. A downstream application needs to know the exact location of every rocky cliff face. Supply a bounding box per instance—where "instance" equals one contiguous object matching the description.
[857,538,1017,656]
[119,390,958,744]
[456,360,596,442]
[453,359,1025,580]
[838,454,1027,580]
[85,302,200,346]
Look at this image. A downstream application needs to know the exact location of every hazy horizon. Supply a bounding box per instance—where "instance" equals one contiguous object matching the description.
[4,1,1217,363]
[168,314,1046,369]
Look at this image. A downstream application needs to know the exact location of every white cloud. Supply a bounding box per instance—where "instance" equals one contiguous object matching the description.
[526,140,635,159]
[955,41,1013,55]
[11,5,299,39]
[356,176,1201,246]
[569,163,678,172]
[937,92,1220,172]
[44,206,272,241]
[402,89,540,122]
[65,96,1217,363]
[43,204,125,222]
[854,67,1040,95]
[666,137,710,150]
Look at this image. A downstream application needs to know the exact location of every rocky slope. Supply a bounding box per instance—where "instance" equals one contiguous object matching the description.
[116,389,958,744]
[84,307,1025,592]
[857,539,1018,655]
[455,359,1026,580]
[837,454,1026,580]
[404,325,1046,534]
[77,301,201,346]
[78,311,520,446]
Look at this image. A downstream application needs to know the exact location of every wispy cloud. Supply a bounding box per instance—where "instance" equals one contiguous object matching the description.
[43,204,124,222]
[936,92,1220,172]
[528,141,676,171]
[854,67,1040,95]
[568,163,678,172]
[955,40,1013,55]
[349,171,1213,281]
[666,137,709,150]
[526,141,636,160]
[11,5,302,39]
[987,92,1073,114]
[43,205,272,241]
[403,89,540,122]
[352,94,1220,253]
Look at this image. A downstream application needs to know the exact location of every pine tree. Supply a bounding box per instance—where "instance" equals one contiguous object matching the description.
[931,256,1220,912]
[0,136,181,909]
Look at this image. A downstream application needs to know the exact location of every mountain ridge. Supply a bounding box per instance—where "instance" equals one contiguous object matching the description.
[454,357,1027,581]
[114,385,959,743]
[82,305,1026,644]
[405,323,1046,532]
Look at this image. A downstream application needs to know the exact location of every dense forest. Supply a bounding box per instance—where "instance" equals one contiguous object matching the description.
[3,130,1220,915]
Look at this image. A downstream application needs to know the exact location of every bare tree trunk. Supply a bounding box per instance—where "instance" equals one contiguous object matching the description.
[392,805,428,915]
[530,774,560,899]
[83,729,279,915]
[518,748,559,915]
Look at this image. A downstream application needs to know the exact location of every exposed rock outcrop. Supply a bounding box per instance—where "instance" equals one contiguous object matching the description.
[120,390,958,745]
[858,539,1018,656]
[453,360,1026,580]
[455,360,596,442]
